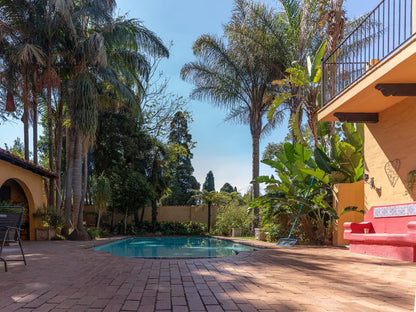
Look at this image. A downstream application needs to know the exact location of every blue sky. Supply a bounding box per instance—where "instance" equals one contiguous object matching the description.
[0,0,381,193]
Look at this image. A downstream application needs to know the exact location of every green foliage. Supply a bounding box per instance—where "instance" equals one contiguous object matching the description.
[203,171,215,192]
[33,207,65,229]
[3,138,25,159]
[340,206,364,215]
[91,174,111,210]
[257,124,364,244]
[111,170,152,219]
[220,182,234,193]
[406,170,416,194]
[51,234,65,240]
[254,142,336,244]
[86,227,101,239]
[94,111,155,226]
[113,220,206,236]
[261,222,285,242]
[160,221,188,235]
[160,221,207,236]
[163,111,200,205]
[212,204,252,237]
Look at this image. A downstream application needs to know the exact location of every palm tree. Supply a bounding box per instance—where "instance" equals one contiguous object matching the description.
[181,0,288,229]
[191,190,224,232]
[59,0,169,239]
[0,0,46,161]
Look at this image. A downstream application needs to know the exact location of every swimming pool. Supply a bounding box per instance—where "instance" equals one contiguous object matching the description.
[92,237,255,258]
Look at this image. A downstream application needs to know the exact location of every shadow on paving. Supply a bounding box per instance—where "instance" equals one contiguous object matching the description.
[212,247,416,310]
[0,240,415,312]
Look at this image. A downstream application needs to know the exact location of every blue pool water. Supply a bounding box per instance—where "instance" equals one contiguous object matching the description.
[92,237,255,258]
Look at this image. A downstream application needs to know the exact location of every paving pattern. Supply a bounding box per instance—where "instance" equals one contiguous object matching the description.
[0,237,415,312]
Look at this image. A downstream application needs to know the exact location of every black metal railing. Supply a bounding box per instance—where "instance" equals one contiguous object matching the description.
[322,0,415,106]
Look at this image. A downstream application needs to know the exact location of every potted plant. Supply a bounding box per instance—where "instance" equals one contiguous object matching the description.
[33,207,64,240]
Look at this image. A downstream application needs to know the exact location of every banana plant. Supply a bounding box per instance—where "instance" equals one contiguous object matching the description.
[269,41,327,147]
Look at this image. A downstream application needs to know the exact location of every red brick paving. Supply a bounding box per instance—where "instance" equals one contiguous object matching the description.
[0,237,415,311]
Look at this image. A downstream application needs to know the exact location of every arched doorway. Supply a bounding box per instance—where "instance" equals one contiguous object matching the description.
[0,179,30,240]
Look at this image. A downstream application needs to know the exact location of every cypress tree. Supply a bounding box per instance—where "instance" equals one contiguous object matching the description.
[163,111,200,205]
[203,170,215,192]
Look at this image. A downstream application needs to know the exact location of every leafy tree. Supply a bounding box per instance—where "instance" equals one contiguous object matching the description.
[191,190,221,232]
[220,183,234,193]
[94,110,154,230]
[111,170,152,234]
[59,0,168,240]
[163,111,200,205]
[4,138,25,159]
[181,0,289,229]
[212,191,251,236]
[269,41,327,147]
[203,171,215,192]
[91,174,111,229]
[148,141,171,227]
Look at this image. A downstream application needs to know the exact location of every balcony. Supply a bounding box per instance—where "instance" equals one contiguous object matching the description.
[318,0,416,122]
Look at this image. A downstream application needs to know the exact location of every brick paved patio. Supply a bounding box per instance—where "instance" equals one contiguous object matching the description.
[0,237,415,312]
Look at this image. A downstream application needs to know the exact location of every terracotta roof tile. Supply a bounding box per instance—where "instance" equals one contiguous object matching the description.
[0,148,58,179]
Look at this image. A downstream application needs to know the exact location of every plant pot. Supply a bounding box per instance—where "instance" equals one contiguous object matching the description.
[254,228,266,241]
[35,227,56,241]
[231,228,242,237]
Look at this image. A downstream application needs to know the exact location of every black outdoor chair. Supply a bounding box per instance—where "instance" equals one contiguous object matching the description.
[0,206,27,272]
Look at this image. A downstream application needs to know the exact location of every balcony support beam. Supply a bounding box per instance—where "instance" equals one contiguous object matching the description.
[334,112,379,123]
[375,83,416,97]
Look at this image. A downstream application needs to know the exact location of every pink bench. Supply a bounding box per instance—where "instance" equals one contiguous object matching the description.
[344,202,416,261]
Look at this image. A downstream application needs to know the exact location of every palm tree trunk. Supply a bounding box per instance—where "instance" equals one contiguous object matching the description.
[96,208,102,229]
[23,72,30,161]
[251,130,260,230]
[62,127,75,237]
[68,129,89,240]
[55,88,64,211]
[72,129,82,230]
[75,151,89,238]
[47,56,55,207]
[32,96,38,165]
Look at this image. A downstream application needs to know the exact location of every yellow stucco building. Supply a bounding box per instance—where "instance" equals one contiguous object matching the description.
[319,0,416,212]
[0,148,57,240]
[319,0,416,256]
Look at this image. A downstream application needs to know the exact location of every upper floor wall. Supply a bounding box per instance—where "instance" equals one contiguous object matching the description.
[318,0,416,122]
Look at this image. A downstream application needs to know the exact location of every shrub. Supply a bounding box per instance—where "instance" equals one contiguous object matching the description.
[113,220,207,236]
[33,207,65,229]
[51,234,65,240]
[212,205,252,236]
[262,223,283,242]
[160,221,188,235]
[86,227,101,239]
[186,221,207,235]
[86,227,109,239]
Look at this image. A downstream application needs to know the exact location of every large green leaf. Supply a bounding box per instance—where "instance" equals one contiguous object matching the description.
[294,142,312,163]
[299,167,330,184]
[314,147,333,174]
[338,141,356,159]
[311,40,327,81]
[268,93,292,121]
[262,159,284,171]
[283,142,296,164]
